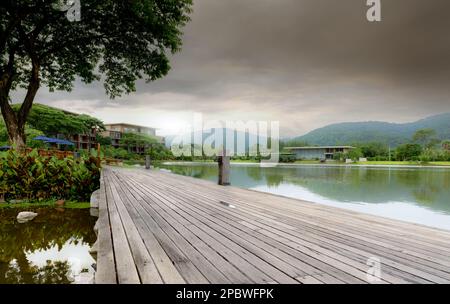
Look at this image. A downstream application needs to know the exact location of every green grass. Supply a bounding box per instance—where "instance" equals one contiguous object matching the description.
[0,199,91,209]
[290,160,450,166]
[293,160,325,164]
[428,162,450,166]
[231,159,260,163]
[355,161,420,165]
[356,161,450,166]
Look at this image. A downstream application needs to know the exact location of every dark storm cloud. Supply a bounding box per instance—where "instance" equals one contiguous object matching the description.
[17,0,450,135]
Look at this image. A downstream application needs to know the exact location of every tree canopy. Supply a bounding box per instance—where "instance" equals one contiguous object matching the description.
[413,129,440,149]
[11,103,104,138]
[121,131,158,149]
[0,0,192,147]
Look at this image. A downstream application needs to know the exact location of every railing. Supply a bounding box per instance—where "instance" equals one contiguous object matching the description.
[24,148,74,160]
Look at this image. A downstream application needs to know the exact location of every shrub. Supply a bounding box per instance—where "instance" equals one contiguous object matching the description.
[279,154,296,163]
[0,149,100,202]
[395,144,423,161]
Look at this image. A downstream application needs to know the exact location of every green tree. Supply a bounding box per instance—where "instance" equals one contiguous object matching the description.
[346,148,363,161]
[0,0,192,148]
[147,142,173,160]
[412,129,440,149]
[442,140,450,151]
[395,143,423,161]
[358,142,388,158]
[121,132,159,153]
[13,104,104,138]
[96,134,112,147]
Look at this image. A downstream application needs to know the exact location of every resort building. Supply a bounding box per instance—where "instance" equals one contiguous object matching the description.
[102,123,164,154]
[285,146,354,160]
[69,131,98,150]
[50,107,100,150]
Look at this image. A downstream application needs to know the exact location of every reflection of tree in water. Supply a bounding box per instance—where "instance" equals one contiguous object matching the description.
[246,167,284,187]
[0,208,96,284]
[407,171,443,204]
[2,260,72,284]
[246,167,263,182]
[165,165,218,181]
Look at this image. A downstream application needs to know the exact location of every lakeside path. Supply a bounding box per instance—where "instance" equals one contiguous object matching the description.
[92,166,450,284]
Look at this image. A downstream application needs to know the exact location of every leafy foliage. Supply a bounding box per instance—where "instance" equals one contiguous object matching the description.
[121,132,158,150]
[412,128,440,149]
[395,144,423,161]
[11,103,104,138]
[357,142,389,158]
[0,149,100,201]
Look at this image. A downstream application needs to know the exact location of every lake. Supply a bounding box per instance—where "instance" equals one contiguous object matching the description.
[157,163,450,231]
[0,208,96,284]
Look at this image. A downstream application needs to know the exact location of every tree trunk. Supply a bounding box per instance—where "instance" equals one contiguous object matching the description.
[0,69,27,150]
[1,111,26,149]
[0,90,26,150]
[0,59,40,151]
[9,123,26,149]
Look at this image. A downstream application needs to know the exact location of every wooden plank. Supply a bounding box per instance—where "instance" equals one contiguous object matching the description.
[94,174,116,284]
[296,275,324,284]
[108,177,164,284]
[103,173,140,284]
[110,175,186,284]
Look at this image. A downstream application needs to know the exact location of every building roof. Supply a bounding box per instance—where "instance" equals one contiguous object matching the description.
[285,146,354,150]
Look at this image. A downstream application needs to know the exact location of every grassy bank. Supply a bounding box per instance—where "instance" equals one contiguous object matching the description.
[356,161,450,166]
[0,199,91,209]
[292,160,450,166]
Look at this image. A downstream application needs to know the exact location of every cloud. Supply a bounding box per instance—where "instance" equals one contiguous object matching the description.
[11,0,450,136]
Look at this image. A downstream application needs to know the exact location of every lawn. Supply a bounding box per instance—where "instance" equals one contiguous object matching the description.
[356,161,450,166]
[291,160,450,166]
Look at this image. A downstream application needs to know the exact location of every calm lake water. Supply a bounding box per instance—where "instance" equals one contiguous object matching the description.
[0,208,96,284]
[157,163,450,231]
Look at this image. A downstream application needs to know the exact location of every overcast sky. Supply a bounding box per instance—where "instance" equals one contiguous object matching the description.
[12,0,450,137]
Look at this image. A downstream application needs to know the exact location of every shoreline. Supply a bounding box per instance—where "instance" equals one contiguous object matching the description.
[161,161,450,169]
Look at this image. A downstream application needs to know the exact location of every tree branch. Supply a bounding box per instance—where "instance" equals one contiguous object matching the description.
[17,24,41,128]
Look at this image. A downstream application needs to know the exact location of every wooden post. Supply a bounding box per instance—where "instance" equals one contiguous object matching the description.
[218,155,230,186]
[145,155,151,169]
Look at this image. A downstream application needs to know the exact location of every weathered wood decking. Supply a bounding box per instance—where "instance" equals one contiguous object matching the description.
[92,166,450,284]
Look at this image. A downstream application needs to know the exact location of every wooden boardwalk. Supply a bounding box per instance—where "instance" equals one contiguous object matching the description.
[92,166,450,284]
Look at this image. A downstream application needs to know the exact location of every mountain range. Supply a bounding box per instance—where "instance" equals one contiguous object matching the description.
[288,113,450,147]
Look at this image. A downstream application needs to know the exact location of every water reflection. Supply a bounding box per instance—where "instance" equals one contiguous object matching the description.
[0,208,96,284]
[158,163,450,230]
